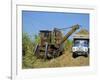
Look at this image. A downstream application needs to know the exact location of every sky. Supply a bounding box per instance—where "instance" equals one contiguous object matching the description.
[22,11,89,40]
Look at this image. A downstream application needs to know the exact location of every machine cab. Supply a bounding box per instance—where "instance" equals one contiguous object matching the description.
[39,30,52,46]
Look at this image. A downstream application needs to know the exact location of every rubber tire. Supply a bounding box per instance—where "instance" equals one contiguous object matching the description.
[84,53,88,57]
[72,52,78,58]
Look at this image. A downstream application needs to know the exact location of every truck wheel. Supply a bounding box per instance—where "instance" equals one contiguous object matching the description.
[84,53,88,57]
[72,52,78,58]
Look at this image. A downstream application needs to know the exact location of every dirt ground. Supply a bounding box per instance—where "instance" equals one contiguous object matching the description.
[54,51,89,67]
[32,51,89,68]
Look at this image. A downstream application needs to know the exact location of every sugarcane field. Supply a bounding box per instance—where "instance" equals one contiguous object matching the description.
[22,11,89,69]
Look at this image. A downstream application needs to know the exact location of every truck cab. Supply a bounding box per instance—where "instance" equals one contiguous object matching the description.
[72,35,89,58]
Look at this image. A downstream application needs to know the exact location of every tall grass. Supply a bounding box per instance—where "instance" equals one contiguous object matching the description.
[22,32,73,68]
[64,39,73,51]
[22,32,38,68]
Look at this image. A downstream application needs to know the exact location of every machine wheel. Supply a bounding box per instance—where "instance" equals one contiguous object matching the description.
[34,44,40,57]
[44,43,49,60]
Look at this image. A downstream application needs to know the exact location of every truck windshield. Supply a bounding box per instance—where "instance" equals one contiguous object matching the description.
[74,40,88,47]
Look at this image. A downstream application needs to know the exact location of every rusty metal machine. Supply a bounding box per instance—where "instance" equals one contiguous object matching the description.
[34,24,80,59]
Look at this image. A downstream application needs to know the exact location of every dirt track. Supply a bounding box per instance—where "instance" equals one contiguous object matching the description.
[32,51,89,68]
[54,51,89,67]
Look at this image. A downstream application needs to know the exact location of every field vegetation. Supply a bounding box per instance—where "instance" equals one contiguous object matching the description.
[22,31,89,69]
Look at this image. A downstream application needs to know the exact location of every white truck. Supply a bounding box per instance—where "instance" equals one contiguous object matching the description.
[72,34,89,58]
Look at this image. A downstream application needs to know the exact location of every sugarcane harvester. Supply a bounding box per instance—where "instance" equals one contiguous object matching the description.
[34,24,80,59]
